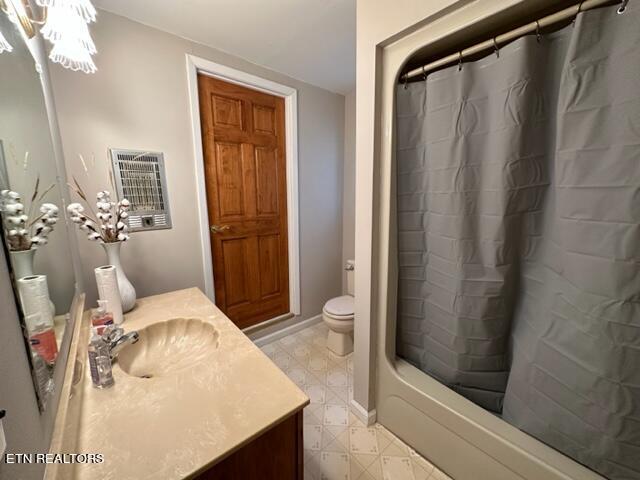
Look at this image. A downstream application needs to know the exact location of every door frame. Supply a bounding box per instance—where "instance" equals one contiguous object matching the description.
[186,54,301,316]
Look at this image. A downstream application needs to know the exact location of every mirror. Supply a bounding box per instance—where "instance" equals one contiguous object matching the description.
[0,12,77,410]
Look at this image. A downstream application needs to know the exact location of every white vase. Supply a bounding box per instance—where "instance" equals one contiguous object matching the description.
[101,241,136,312]
[10,248,37,280]
[10,248,56,315]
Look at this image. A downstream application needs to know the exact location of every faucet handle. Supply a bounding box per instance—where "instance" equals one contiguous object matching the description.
[102,325,124,344]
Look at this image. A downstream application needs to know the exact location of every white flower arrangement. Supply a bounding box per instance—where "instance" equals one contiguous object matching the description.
[67,178,130,243]
[0,180,59,251]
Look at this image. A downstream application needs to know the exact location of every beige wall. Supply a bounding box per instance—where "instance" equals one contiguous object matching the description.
[342,90,356,292]
[50,11,345,323]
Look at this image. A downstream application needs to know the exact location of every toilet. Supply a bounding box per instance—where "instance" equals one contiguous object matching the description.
[322,260,355,356]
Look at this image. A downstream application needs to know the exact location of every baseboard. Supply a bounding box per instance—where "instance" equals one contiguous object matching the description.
[242,312,295,336]
[250,314,323,347]
[350,398,377,426]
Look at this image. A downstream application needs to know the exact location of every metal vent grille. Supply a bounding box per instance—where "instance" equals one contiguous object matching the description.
[109,149,172,232]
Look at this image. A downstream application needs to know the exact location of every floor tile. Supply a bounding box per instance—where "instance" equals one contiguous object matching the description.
[300,327,317,339]
[305,384,326,404]
[292,343,313,361]
[330,426,350,450]
[382,438,411,457]
[411,461,431,480]
[349,411,366,428]
[351,450,379,472]
[260,322,451,480]
[359,470,377,480]
[374,425,395,452]
[304,404,324,425]
[380,455,415,480]
[364,456,384,479]
[324,403,349,426]
[350,455,366,479]
[326,366,349,387]
[324,388,344,406]
[308,354,329,373]
[312,334,328,349]
[278,334,299,349]
[306,450,322,479]
[286,364,308,386]
[350,426,379,455]
[305,425,324,451]
[260,342,278,357]
[273,350,293,370]
[331,386,350,403]
[318,450,350,480]
[324,435,349,454]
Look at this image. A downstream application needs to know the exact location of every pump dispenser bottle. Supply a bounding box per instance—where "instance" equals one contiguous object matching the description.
[88,327,114,388]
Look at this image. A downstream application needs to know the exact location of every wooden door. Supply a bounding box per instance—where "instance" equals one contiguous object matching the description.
[198,74,289,328]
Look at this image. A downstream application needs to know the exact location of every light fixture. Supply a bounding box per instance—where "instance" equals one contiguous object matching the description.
[3,0,36,38]
[0,0,97,73]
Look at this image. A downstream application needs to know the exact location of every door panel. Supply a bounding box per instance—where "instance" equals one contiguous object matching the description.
[252,104,276,134]
[221,238,251,307]
[198,74,289,328]
[212,95,243,128]
[258,234,281,297]
[215,142,245,218]
[255,147,279,216]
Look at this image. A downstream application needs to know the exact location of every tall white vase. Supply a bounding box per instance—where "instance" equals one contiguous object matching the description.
[10,248,37,280]
[10,248,55,315]
[101,241,136,312]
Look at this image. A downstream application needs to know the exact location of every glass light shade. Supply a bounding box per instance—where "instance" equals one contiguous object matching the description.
[0,31,13,53]
[41,5,96,54]
[36,0,96,23]
[49,35,96,73]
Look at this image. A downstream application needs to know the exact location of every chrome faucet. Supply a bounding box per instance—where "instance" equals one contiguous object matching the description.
[102,325,139,360]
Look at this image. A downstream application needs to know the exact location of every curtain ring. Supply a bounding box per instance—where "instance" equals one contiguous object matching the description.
[493,38,500,58]
[535,20,542,43]
[618,0,629,14]
[403,74,408,89]
[422,65,427,81]
[458,51,463,71]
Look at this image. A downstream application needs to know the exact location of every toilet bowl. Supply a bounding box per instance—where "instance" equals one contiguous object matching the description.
[322,261,355,356]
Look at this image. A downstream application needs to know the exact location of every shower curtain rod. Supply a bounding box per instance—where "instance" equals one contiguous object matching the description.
[402,0,625,81]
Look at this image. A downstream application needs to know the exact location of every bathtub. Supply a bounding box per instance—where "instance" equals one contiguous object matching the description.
[371,2,605,479]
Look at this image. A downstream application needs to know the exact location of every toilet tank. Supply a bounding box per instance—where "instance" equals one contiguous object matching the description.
[346,260,355,296]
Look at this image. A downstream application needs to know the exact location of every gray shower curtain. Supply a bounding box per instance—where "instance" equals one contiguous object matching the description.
[395,3,640,479]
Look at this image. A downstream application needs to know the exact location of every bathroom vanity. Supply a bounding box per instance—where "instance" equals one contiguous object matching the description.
[46,288,309,480]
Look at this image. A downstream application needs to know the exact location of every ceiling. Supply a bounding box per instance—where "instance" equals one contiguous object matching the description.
[92,0,356,95]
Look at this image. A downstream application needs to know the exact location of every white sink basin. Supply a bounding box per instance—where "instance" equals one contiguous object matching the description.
[117,318,219,378]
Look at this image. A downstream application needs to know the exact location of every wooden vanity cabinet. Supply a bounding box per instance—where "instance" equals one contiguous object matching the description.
[193,409,303,479]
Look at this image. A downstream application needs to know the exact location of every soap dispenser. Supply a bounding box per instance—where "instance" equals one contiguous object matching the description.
[91,300,114,335]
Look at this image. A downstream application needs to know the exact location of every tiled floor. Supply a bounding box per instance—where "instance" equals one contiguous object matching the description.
[260,322,453,480]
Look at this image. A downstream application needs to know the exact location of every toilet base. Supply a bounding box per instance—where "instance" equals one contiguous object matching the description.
[327,330,353,356]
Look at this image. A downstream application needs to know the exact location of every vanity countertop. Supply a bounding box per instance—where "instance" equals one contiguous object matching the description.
[66,288,308,480]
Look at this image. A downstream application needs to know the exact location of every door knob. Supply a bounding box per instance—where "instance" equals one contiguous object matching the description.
[210,224,231,233]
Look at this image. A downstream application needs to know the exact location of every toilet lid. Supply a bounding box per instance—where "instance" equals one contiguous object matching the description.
[323,295,354,317]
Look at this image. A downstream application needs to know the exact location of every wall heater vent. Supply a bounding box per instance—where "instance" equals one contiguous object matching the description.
[109,149,172,232]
